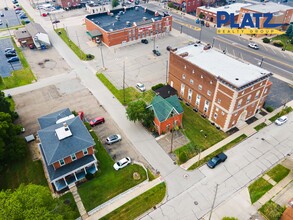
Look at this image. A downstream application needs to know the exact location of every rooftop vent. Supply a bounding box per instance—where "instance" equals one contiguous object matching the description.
[109,28,113,32]
[55,122,72,141]
[143,17,147,21]
[55,114,75,124]
[135,7,138,10]
[115,15,120,20]
[179,52,189,57]
[126,21,131,26]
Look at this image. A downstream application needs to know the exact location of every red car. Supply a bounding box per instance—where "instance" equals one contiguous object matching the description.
[78,111,84,121]
[90,117,105,127]
[42,13,48,17]
[14,7,22,10]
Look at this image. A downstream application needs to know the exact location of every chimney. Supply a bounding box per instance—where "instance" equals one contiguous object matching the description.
[179,52,189,57]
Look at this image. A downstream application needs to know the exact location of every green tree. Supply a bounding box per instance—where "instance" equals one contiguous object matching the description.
[199,12,205,19]
[112,0,119,8]
[0,184,78,220]
[126,100,154,128]
[285,24,293,37]
[0,91,18,120]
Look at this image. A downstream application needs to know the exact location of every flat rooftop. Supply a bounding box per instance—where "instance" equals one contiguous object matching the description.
[197,3,251,15]
[242,2,292,13]
[86,6,163,32]
[174,44,271,88]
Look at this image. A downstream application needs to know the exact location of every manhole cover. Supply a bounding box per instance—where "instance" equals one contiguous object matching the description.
[183,174,189,179]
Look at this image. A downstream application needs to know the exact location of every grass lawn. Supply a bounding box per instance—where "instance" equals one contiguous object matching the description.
[55,28,94,61]
[59,192,80,219]
[96,73,155,105]
[175,104,227,163]
[0,38,36,90]
[269,107,293,122]
[248,177,273,204]
[188,134,247,170]
[78,125,147,211]
[100,183,166,220]
[254,122,267,131]
[259,200,286,220]
[266,164,290,183]
[0,148,47,190]
[271,35,293,52]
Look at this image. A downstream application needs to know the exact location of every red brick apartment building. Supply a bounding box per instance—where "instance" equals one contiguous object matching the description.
[85,6,172,47]
[168,44,273,131]
[169,0,202,13]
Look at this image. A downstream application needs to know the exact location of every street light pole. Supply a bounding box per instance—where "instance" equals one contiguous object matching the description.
[165,60,168,84]
[123,61,126,105]
[170,111,175,153]
[258,57,264,67]
[212,38,215,47]
[100,46,105,69]
[208,184,219,220]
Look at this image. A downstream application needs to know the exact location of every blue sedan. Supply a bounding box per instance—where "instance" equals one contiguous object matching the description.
[207,152,227,169]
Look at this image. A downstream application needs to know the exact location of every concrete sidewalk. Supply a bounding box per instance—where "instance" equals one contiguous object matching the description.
[181,100,293,170]
[86,177,164,220]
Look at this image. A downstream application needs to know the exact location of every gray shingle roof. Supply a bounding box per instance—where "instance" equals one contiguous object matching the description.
[38,108,72,129]
[38,116,95,164]
[25,22,47,37]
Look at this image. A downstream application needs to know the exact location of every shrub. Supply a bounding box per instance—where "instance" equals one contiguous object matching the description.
[151,83,164,91]
[272,40,284,47]
[179,151,188,163]
[21,20,26,25]
[266,106,274,113]
[86,54,94,60]
[85,173,94,180]
[168,2,174,8]
[262,38,270,43]
[222,217,238,220]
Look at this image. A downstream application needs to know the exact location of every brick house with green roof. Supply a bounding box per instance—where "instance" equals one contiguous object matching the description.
[149,95,184,135]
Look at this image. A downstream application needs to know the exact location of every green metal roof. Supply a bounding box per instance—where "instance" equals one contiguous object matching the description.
[150,95,183,122]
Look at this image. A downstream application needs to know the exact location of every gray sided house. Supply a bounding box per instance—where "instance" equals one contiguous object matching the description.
[38,108,97,192]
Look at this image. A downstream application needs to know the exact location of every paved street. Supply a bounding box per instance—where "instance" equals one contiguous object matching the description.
[4,1,293,219]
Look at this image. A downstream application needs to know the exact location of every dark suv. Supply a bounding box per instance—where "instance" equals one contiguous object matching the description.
[207,152,227,169]
[152,49,161,56]
[141,39,148,44]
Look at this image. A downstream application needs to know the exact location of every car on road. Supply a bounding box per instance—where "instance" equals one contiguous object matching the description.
[42,13,48,17]
[248,43,259,50]
[0,11,4,17]
[141,39,148,44]
[7,56,19,62]
[52,20,60,24]
[113,157,131,170]
[152,49,161,56]
[207,152,227,169]
[5,52,17,57]
[106,134,122,145]
[20,14,27,19]
[275,115,288,126]
[136,82,145,92]
[4,48,15,53]
[15,7,22,11]
[89,116,105,126]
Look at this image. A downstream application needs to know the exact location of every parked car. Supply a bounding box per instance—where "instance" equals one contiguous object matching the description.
[113,157,131,170]
[141,39,148,44]
[275,115,288,126]
[15,7,22,10]
[20,14,27,19]
[52,20,60,24]
[207,152,227,169]
[29,44,34,49]
[5,48,16,53]
[42,13,48,17]
[106,134,122,145]
[96,38,101,44]
[15,10,21,14]
[5,52,17,57]
[89,116,105,126]
[152,49,161,56]
[7,56,19,62]
[136,82,145,92]
[248,43,259,50]
[0,11,4,17]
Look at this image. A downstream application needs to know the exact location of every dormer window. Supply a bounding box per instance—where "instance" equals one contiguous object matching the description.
[83,148,88,156]
[71,153,77,161]
[59,159,65,166]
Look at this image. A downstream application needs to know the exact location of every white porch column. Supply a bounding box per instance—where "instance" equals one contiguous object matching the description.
[94,162,97,171]
[73,172,77,181]
[84,167,87,174]
[63,177,68,185]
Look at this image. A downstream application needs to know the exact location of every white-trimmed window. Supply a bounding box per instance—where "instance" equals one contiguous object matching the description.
[198,84,202,90]
[182,74,186,80]
[59,159,65,166]
[222,111,225,116]
[214,113,218,119]
[71,153,77,161]
[232,120,235,125]
[201,75,203,79]
[188,89,193,101]
[204,100,209,112]
[251,86,254,90]
[237,99,242,108]
[216,107,219,112]
[235,112,238,116]
[196,94,201,106]
[264,88,268,94]
[207,90,211,96]
[218,98,221,104]
[190,79,194,84]
[252,102,255,107]
[210,81,213,85]
[83,148,88,156]
[242,91,245,95]
[180,84,185,95]
[246,95,251,103]
[255,90,260,99]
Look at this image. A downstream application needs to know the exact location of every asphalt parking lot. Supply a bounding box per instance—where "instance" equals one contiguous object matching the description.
[13,79,149,167]
[0,38,22,77]
[0,9,21,29]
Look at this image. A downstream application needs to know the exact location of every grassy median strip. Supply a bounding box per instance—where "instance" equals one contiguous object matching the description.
[259,200,286,220]
[78,123,147,211]
[188,134,247,170]
[254,122,267,131]
[266,164,290,183]
[249,178,273,204]
[100,183,166,220]
[96,73,155,105]
[55,28,94,61]
[269,107,293,122]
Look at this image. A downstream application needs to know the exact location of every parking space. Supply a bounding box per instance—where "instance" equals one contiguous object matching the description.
[0,9,21,29]
[13,78,149,167]
[0,38,22,77]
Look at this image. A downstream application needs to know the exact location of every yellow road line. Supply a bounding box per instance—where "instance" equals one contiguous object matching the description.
[174,20,201,31]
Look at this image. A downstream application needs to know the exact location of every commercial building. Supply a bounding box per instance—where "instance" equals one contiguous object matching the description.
[85,6,172,46]
[56,0,81,9]
[196,3,251,24]
[38,108,98,192]
[168,44,272,132]
[168,0,202,13]
[237,2,293,31]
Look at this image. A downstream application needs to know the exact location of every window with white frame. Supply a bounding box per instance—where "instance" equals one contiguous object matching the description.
[255,90,260,99]
[216,107,219,112]
[188,89,193,101]
[198,84,202,90]
[237,99,242,108]
[235,112,238,116]
[264,88,268,94]
[232,120,235,125]
[190,79,194,84]
[218,98,221,104]
[182,74,186,80]
[214,113,218,119]
[246,95,252,103]
[83,148,88,155]
[71,153,77,161]
[251,86,254,90]
[196,94,201,106]
[222,111,225,115]
[201,75,203,79]
[170,81,174,87]
[180,84,185,95]
[207,90,211,96]
[204,100,209,112]
[59,159,65,166]
[242,91,245,95]
[210,81,213,85]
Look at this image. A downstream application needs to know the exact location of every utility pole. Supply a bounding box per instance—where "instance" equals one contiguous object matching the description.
[212,38,215,47]
[258,57,264,67]
[170,111,175,153]
[208,184,219,220]
[165,60,168,84]
[123,61,126,105]
[5,21,11,38]
[180,25,183,34]
[100,46,105,69]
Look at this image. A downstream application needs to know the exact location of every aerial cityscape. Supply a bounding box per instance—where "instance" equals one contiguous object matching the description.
[0,0,292,219]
